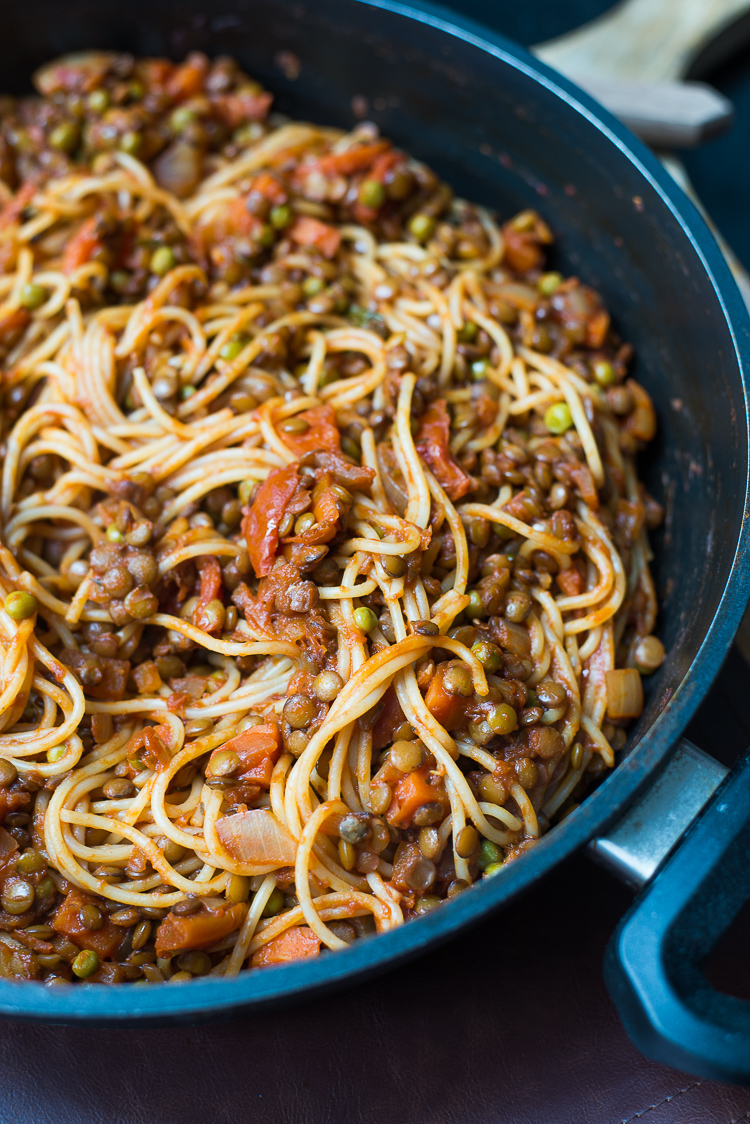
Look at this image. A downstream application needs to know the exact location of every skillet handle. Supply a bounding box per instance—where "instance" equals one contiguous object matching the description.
[599,741,750,1082]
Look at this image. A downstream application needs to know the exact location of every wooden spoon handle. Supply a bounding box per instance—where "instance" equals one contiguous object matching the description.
[535,0,750,83]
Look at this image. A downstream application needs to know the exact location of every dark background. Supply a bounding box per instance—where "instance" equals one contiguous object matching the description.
[5,4,750,1122]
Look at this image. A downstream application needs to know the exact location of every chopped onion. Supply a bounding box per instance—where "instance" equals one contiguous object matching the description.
[606,668,643,720]
[217,808,297,870]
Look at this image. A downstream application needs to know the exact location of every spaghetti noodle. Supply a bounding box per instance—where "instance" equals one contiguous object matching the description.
[0,50,664,985]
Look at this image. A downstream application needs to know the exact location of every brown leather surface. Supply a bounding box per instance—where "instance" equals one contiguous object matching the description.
[0,649,748,1124]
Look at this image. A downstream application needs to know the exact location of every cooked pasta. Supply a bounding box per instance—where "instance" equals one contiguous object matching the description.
[0,50,664,984]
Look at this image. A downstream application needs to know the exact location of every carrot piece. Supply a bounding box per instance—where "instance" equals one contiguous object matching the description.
[251,925,321,967]
[52,889,123,958]
[423,668,468,731]
[387,764,449,829]
[312,141,390,177]
[62,214,102,274]
[289,215,341,259]
[155,902,246,956]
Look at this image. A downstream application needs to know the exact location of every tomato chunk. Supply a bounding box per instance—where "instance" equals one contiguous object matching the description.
[208,723,281,788]
[415,399,473,501]
[62,214,102,274]
[242,464,300,579]
[251,925,321,967]
[280,405,341,457]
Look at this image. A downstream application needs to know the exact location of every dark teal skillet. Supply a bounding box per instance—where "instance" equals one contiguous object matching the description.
[1,0,749,1082]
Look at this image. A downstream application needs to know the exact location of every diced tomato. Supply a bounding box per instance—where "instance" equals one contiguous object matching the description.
[155,902,246,956]
[137,59,173,93]
[567,461,599,510]
[0,788,30,827]
[193,556,224,632]
[62,215,102,274]
[387,764,450,829]
[208,722,281,788]
[415,399,473,502]
[166,53,209,101]
[289,215,341,259]
[213,90,273,129]
[624,380,657,443]
[373,687,407,751]
[52,889,123,958]
[279,405,341,457]
[587,307,610,349]
[556,568,583,596]
[253,171,287,205]
[242,463,300,579]
[0,307,30,342]
[251,925,321,967]
[126,726,171,773]
[0,182,35,231]
[312,141,390,178]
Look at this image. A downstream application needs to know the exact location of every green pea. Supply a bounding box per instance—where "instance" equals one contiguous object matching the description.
[544,402,573,435]
[119,130,143,155]
[106,525,125,543]
[269,203,292,229]
[256,223,275,248]
[180,386,196,400]
[170,106,197,133]
[4,591,38,620]
[87,89,110,113]
[261,888,285,917]
[47,745,66,763]
[353,606,378,633]
[302,276,324,297]
[128,81,145,101]
[471,640,501,671]
[478,839,502,870]
[471,358,491,380]
[72,949,100,979]
[220,334,249,361]
[150,245,176,276]
[20,282,48,310]
[49,121,79,153]
[538,271,563,296]
[358,179,386,209]
[466,590,485,619]
[487,703,517,735]
[408,212,436,242]
[457,321,478,343]
[109,269,130,293]
[592,359,616,387]
[483,861,504,877]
